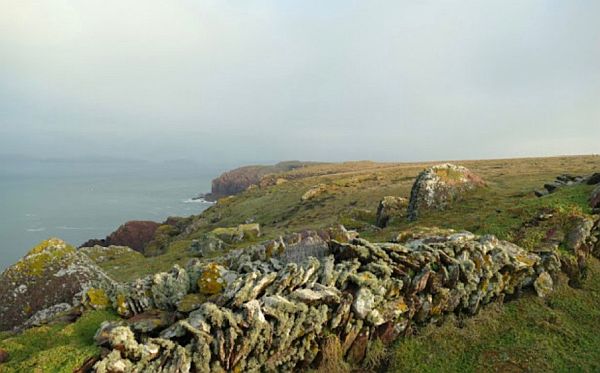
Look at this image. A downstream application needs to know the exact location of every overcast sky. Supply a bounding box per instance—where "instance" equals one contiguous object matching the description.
[1,0,599,166]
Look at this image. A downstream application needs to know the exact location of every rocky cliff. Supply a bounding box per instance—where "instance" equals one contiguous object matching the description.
[204,161,312,201]
[80,221,161,254]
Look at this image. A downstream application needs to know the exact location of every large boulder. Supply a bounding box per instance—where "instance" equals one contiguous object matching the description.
[0,238,115,331]
[407,163,485,221]
[210,224,261,244]
[80,221,161,254]
[375,196,408,228]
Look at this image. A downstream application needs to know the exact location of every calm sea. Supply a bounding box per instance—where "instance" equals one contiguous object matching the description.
[0,159,216,271]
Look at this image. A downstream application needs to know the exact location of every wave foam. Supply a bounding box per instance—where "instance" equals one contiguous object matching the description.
[182,198,214,204]
[26,227,46,232]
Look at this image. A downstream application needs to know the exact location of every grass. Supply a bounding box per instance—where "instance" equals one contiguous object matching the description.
[387,259,600,372]
[86,155,599,281]
[0,310,118,373]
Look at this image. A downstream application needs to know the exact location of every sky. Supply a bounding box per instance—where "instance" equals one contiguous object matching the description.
[1,0,599,166]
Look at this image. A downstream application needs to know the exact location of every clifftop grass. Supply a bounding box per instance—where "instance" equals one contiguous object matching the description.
[0,310,118,372]
[91,155,600,282]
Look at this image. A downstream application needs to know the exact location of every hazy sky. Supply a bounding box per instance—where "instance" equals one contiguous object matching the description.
[1,0,599,166]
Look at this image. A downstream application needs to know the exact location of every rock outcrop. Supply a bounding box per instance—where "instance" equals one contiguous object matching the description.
[375,196,408,228]
[301,184,329,202]
[534,174,587,197]
[587,173,600,185]
[0,238,115,331]
[93,229,560,372]
[80,221,161,254]
[407,164,485,221]
[211,224,261,244]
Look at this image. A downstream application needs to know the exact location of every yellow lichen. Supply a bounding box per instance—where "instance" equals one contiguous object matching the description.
[198,263,224,295]
[86,288,110,309]
[115,294,129,316]
[177,293,206,313]
[13,238,76,277]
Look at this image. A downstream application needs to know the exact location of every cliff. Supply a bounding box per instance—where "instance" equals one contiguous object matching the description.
[203,161,315,201]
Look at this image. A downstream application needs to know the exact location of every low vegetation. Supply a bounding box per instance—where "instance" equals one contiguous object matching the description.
[0,310,118,372]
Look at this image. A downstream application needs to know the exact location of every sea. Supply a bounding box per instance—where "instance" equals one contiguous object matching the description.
[0,158,218,271]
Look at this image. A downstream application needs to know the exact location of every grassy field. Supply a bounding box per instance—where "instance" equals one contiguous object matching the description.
[1,154,599,371]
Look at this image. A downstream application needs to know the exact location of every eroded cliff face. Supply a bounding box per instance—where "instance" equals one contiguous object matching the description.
[81,221,161,254]
[205,161,310,201]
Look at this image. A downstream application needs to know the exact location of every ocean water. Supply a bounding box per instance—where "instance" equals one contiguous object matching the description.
[0,159,216,271]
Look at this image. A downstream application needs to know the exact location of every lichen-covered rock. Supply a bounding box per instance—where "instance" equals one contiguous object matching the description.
[177,293,206,313]
[327,224,358,243]
[353,288,375,319]
[210,224,261,244]
[375,196,408,228]
[407,164,485,220]
[127,309,176,334]
[301,184,328,202]
[534,272,553,297]
[95,229,564,371]
[565,216,595,257]
[276,231,331,264]
[0,238,116,331]
[84,288,111,310]
[197,263,233,295]
[151,265,190,309]
[21,303,73,329]
[189,234,229,257]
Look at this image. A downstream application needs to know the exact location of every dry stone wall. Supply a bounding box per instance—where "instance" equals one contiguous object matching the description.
[93,230,562,372]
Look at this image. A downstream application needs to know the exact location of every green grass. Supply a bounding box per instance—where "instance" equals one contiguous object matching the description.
[0,310,118,372]
[88,155,599,281]
[387,259,600,372]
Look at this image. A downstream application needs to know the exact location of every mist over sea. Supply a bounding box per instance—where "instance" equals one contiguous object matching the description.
[0,157,218,271]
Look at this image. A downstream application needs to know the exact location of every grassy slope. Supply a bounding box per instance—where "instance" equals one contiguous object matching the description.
[2,155,599,371]
[388,259,600,372]
[0,310,118,372]
[96,155,600,282]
